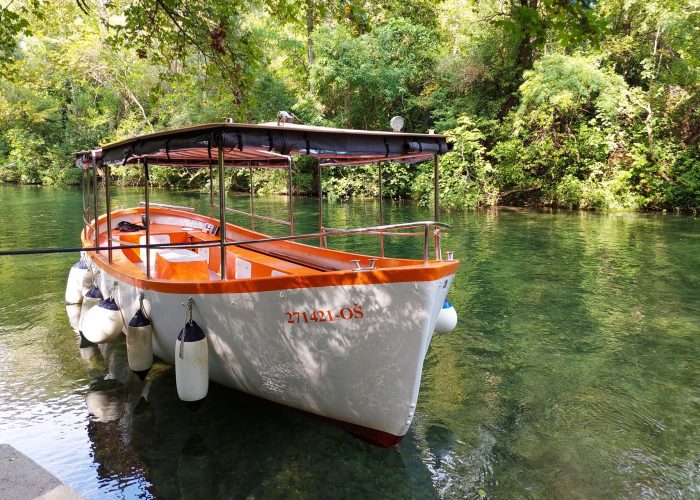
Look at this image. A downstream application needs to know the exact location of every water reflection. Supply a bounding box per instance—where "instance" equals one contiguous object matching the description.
[1,186,699,498]
[75,335,439,499]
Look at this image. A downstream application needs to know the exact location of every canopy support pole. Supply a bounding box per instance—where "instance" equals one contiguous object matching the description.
[105,164,113,263]
[93,157,98,250]
[378,162,384,258]
[218,144,227,280]
[144,160,151,279]
[433,154,439,222]
[433,153,441,260]
[82,159,90,232]
[318,162,326,248]
[288,157,294,236]
[81,166,86,225]
[209,160,214,218]
[249,166,255,231]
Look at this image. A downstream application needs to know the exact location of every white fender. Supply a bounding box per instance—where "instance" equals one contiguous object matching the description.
[127,310,153,379]
[65,260,92,304]
[79,285,104,333]
[82,298,124,344]
[65,303,82,334]
[175,320,208,403]
[435,299,458,334]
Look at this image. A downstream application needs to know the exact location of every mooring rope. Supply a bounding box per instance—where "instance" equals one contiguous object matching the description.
[0,240,221,257]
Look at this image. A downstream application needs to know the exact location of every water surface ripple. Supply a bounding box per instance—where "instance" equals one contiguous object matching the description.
[0,185,698,498]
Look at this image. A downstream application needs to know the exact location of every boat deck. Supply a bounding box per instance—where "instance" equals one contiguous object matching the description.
[100,221,321,282]
[82,207,453,293]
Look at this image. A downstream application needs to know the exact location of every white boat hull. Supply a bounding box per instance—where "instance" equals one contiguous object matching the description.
[92,263,454,443]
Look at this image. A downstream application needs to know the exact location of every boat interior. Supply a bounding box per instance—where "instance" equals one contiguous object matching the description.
[87,207,429,282]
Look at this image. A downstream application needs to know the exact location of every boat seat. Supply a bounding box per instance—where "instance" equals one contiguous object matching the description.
[187,230,318,277]
[113,227,190,264]
[107,222,319,280]
[156,249,209,281]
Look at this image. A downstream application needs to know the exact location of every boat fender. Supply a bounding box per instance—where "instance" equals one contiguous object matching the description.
[127,307,153,381]
[69,303,94,350]
[435,299,458,334]
[78,285,104,344]
[175,311,208,409]
[83,284,104,303]
[81,297,124,344]
[65,303,82,335]
[65,260,93,304]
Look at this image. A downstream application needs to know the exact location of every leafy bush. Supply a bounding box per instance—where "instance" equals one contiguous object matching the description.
[665,149,700,211]
[491,54,643,209]
[310,19,437,131]
[414,116,497,209]
[0,129,46,184]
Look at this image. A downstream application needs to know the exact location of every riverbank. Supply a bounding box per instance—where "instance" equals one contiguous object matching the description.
[0,445,82,499]
[2,180,698,216]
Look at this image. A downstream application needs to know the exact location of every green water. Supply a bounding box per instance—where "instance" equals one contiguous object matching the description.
[0,184,698,499]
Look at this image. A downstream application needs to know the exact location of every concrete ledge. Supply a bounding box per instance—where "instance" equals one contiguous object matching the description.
[0,444,82,500]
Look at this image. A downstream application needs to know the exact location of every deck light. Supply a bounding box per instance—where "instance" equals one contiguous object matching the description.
[390,116,405,132]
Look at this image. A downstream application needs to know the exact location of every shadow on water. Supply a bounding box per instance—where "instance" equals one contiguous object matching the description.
[79,337,438,499]
[1,186,700,499]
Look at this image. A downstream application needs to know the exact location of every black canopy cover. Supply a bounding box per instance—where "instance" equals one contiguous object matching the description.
[75,122,451,169]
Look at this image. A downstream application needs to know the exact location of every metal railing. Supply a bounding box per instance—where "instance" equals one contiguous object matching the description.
[1,221,450,269]
[139,201,195,213]
[213,203,291,226]
[78,220,449,269]
[322,227,424,236]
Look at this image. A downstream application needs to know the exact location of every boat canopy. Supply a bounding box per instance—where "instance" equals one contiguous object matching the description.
[75,122,451,169]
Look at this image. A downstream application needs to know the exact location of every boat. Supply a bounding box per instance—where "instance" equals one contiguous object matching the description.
[69,120,459,447]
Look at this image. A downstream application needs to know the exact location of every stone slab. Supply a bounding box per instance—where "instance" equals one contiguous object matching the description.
[0,444,82,499]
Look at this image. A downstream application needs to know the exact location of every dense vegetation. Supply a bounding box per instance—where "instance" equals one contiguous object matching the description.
[1,0,698,211]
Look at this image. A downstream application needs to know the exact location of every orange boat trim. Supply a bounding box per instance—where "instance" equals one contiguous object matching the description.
[82,207,459,295]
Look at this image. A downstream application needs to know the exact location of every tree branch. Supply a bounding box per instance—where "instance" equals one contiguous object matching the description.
[497,185,541,202]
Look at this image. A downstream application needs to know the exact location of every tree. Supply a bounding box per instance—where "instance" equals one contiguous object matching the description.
[309,19,438,130]
[102,0,265,103]
[0,0,42,67]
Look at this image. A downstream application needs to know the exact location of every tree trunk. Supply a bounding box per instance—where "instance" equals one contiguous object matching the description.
[306,0,314,66]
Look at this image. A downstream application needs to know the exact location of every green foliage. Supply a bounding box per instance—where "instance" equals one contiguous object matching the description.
[322,165,376,200]
[414,116,497,208]
[0,129,44,183]
[665,149,700,211]
[492,0,600,51]
[493,54,643,209]
[105,0,266,102]
[1,0,699,212]
[310,19,437,130]
[515,55,635,130]
[0,0,42,67]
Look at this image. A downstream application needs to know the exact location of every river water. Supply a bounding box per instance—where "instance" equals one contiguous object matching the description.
[0,184,698,499]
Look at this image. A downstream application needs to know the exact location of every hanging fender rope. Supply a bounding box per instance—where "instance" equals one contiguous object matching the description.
[178,297,194,359]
